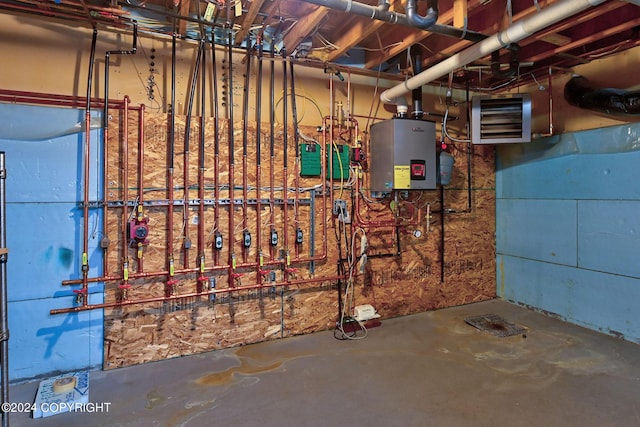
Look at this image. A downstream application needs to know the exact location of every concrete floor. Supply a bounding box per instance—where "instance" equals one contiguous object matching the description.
[8,299,640,427]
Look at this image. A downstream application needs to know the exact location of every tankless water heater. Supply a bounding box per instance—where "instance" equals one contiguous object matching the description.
[369,118,437,191]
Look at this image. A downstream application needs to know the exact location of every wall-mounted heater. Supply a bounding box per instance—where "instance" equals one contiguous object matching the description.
[471,94,531,144]
[369,118,437,192]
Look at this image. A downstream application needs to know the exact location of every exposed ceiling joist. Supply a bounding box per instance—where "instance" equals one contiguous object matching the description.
[234,0,268,45]
[282,4,328,54]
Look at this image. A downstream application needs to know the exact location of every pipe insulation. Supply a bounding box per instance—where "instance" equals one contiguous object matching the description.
[380,0,606,103]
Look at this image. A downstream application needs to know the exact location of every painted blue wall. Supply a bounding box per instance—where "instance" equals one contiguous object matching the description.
[496,122,640,342]
[0,104,104,382]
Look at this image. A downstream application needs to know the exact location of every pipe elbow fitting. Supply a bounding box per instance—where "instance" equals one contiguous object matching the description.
[377,0,390,11]
[406,0,439,29]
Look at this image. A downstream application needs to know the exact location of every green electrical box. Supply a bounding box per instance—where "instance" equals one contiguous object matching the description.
[300,143,322,177]
[299,143,349,179]
[327,143,349,180]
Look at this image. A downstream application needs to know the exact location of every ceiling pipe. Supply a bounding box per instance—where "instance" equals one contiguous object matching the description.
[299,0,486,42]
[410,45,424,119]
[380,0,606,103]
[406,0,438,30]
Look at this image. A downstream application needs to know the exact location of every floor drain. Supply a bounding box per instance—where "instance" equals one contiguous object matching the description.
[464,314,527,337]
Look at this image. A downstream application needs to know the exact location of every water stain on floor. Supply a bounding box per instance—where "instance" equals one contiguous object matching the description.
[195,344,317,386]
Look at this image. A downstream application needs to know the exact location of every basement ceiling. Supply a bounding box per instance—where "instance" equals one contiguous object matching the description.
[1,0,639,90]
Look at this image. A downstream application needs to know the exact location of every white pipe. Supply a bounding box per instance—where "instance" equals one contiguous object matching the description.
[380,0,606,103]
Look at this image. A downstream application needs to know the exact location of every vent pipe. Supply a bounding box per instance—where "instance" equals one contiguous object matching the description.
[410,45,424,119]
[300,0,486,42]
[406,0,438,30]
[380,0,606,103]
[564,75,640,116]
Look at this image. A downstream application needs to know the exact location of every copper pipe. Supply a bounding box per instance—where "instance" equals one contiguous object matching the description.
[197,42,207,292]
[211,40,221,266]
[281,53,289,266]
[0,89,136,110]
[539,66,555,137]
[136,104,145,273]
[255,39,264,282]
[121,96,131,295]
[269,44,276,262]
[51,274,347,315]
[77,29,98,307]
[227,29,236,288]
[183,41,205,269]
[0,1,113,23]
[167,32,177,295]
[62,245,330,286]
[288,59,302,260]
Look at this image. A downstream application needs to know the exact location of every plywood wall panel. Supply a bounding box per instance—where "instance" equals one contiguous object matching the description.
[102,110,495,369]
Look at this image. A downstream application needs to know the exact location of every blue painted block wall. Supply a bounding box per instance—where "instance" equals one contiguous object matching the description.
[496,122,640,342]
[0,104,104,382]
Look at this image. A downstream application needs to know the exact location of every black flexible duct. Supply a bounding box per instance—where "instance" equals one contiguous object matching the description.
[491,43,519,79]
[564,75,640,116]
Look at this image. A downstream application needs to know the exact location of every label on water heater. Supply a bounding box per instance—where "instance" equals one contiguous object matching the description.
[394,165,411,189]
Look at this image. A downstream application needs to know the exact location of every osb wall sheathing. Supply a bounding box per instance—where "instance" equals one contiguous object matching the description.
[103,110,495,369]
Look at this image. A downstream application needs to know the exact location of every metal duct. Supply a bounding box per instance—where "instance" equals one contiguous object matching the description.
[299,0,486,42]
[380,0,606,103]
[564,75,640,116]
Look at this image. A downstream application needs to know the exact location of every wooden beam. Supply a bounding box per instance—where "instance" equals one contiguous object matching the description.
[178,0,191,36]
[235,0,267,45]
[327,0,401,62]
[363,0,484,70]
[527,19,640,63]
[282,5,328,54]
[327,19,386,62]
[453,0,467,29]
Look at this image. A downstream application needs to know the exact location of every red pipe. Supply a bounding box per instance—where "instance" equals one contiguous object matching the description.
[242,149,249,264]
[228,158,236,288]
[0,97,134,111]
[213,151,220,266]
[102,112,110,278]
[269,155,276,261]
[120,96,131,299]
[197,118,206,293]
[78,104,91,307]
[183,126,191,269]
[256,162,264,282]
[0,89,134,106]
[61,242,333,286]
[51,274,346,315]
[136,104,145,273]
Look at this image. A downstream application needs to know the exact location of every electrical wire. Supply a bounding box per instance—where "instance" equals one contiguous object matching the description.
[442,106,471,143]
[333,203,367,340]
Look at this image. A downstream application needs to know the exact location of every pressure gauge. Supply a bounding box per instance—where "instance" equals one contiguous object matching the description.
[413,229,423,238]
